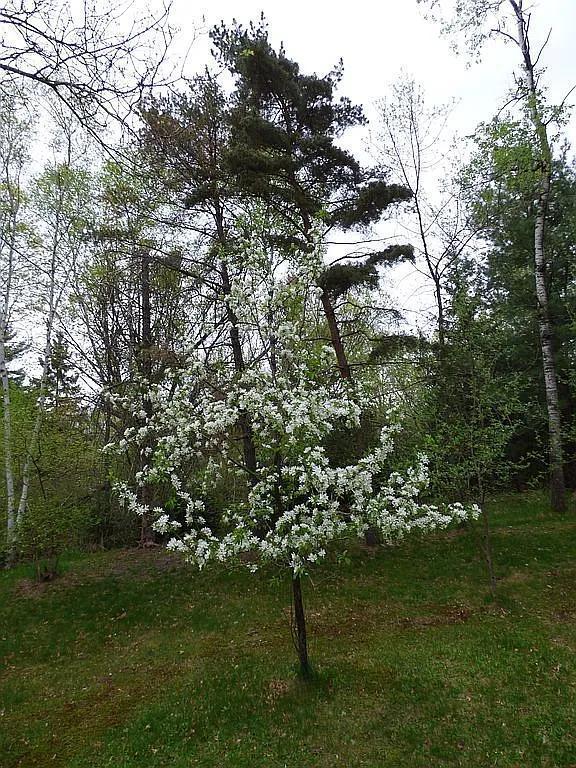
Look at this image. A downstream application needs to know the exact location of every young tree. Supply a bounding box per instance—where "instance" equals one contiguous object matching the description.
[373,76,478,350]
[0,90,34,559]
[13,382,101,581]
[14,161,91,534]
[113,212,478,677]
[44,330,81,409]
[422,264,527,593]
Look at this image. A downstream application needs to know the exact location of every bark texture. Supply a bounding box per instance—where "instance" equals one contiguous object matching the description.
[0,322,15,556]
[510,0,566,511]
[292,575,311,677]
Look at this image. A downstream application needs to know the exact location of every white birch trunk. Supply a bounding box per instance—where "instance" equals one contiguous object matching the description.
[0,311,16,551]
[1,189,19,557]
[16,263,58,525]
[510,0,566,511]
[15,162,79,526]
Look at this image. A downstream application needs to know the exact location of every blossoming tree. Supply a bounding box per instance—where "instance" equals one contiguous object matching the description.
[113,215,477,676]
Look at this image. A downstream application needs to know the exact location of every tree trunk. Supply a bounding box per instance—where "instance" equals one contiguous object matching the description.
[320,290,381,545]
[320,291,352,379]
[0,323,16,561]
[16,307,55,524]
[139,249,155,545]
[476,478,496,597]
[510,0,566,511]
[481,501,497,598]
[534,203,566,512]
[219,258,258,479]
[292,574,311,677]
[1,196,18,563]
[16,185,63,523]
[434,274,446,351]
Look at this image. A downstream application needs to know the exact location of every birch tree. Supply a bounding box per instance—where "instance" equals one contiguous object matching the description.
[418,0,572,511]
[0,91,34,559]
[14,160,91,534]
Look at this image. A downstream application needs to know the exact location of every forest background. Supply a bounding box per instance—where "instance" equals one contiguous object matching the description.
[1,0,576,669]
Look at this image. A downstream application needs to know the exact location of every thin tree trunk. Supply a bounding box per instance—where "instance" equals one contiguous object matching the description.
[320,281,388,549]
[1,188,19,562]
[299,206,352,382]
[480,499,497,598]
[219,253,257,479]
[414,190,446,352]
[16,307,55,524]
[434,274,446,351]
[510,0,566,511]
[0,324,16,559]
[476,477,496,597]
[470,358,497,596]
[291,574,311,677]
[17,176,69,525]
[320,289,382,545]
[101,400,112,549]
[139,249,154,545]
[15,163,80,532]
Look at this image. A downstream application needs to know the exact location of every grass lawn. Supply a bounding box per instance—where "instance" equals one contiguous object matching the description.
[1,492,575,767]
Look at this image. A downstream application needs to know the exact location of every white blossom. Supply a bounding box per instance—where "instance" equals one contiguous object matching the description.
[111,212,478,577]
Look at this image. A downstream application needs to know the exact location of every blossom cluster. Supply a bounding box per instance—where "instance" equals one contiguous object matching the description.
[115,363,478,575]
[113,212,479,575]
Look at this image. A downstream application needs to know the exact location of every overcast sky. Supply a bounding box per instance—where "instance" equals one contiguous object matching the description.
[172,0,575,142]
[167,0,575,327]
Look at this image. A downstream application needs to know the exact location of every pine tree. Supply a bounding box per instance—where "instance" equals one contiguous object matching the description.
[210,17,414,382]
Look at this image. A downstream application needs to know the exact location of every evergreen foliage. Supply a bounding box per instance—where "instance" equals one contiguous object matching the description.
[210,17,412,242]
[319,245,414,300]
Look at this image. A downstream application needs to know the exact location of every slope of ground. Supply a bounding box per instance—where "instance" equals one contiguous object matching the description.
[1,493,575,767]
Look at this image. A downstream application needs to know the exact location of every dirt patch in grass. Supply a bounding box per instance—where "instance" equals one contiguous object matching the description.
[13,548,186,600]
[13,579,53,599]
[551,608,576,622]
[502,569,533,584]
[265,677,293,703]
[396,605,473,628]
[309,601,478,639]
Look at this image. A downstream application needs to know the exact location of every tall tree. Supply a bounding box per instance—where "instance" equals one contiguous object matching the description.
[15,161,91,532]
[418,0,572,510]
[67,156,193,545]
[373,76,477,350]
[140,75,261,483]
[0,90,33,559]
[463,119,576,488]
[210,18,413,381]
[210,19,415,546]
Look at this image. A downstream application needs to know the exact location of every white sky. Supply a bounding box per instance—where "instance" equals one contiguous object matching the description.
[173,0,575,142]
[165,0,575,329]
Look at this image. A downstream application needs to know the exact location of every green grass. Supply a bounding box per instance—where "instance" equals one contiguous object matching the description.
[1,492,575,767]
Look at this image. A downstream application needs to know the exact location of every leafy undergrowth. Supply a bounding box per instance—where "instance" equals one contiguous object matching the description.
[1,492,575,767]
